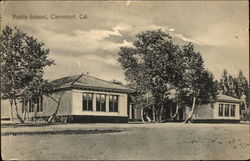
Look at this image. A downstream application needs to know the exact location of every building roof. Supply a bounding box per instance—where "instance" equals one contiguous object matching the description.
[216,94,241,103]
[50,73,135,93]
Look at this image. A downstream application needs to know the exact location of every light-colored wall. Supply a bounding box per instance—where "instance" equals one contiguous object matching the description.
[71,89,128,117]
[1,99,13,119]
[193,104,214,119]
[0,90,72,121]
[213,101,240,120]
[192,101,240,120]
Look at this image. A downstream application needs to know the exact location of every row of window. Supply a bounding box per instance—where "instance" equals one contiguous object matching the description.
[218,104,235,117]
[21,97,43,113]
[83,93,119,112]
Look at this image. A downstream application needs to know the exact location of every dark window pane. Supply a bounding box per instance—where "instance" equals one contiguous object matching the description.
[114,102,118,112]
[231,105,235,116]
[96,101,100,111]
[88,100,93,110]
[109,102,114,112]
[101,102,106,111]
[219,104,223,116]
[83,101,87,110]
[225,104,229,116]
[83,93,93,111]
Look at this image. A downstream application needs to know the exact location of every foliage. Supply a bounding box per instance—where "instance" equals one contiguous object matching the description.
[0,26,55,122]
[117,29,218,121]
[219,69,248,98]
[219,69,248,111]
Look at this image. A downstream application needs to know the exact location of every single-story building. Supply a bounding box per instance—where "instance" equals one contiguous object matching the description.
[128,94,242,123]
[1,73,135,123]
[192,94,241,123]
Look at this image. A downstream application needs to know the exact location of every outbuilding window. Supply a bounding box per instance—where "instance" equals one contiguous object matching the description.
[219,103,236,117]
[83,93,93,111]
[109,95,119,112]
[231,105,235,117]
[224,104,230,116]
[96,94,106,111]
[219,104,223,116]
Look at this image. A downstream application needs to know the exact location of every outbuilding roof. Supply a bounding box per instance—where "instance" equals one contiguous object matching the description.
[216,94,241,103]
[50,73,135,93]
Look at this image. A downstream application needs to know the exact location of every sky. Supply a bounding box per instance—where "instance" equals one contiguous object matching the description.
[1,1,249,83]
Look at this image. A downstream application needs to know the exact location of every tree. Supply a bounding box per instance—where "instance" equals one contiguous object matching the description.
[219,70,248,99]
[219,70,248,111]
[117,30,218,123]
[118,30,180,122]
[177,43,218,123]
[0,26,55,123]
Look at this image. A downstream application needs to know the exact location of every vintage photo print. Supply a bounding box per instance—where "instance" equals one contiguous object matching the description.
[1,1,249,160]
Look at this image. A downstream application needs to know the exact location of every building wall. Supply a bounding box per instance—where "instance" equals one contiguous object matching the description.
[192,101,240,120]
[213,101,240,120]
[71,89,128,117]
[0,90,72,121]
[1,99,13,119]
[192,104,214,120]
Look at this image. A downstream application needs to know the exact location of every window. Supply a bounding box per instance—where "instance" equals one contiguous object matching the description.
[109,95,119,112]
[83,93,93,111]
[96,94,106,111]
[225,104,229,116]
[219,104,223,116]
[22,96,43,113]
[231,105,235,117]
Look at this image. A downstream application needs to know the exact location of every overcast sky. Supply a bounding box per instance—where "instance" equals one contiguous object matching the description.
[1,1,249,83]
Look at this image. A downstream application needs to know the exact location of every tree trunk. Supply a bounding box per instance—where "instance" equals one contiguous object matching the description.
[9,99,14,122]
[159,104,164,122]
[140,108,145,123]
[184,97,196,123]
[152,105,156,122]
[172,104,180,120]
[145,111,151,123]
[33,103,37,123]
[13,99,24,123]
[47,94,63,123]
[170,106,173,119]
[23,106,27,122]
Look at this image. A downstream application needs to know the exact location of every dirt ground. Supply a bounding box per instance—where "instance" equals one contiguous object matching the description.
[1,123,250,160]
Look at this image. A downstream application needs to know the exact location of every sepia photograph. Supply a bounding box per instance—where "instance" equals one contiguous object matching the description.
[0,0,249,160]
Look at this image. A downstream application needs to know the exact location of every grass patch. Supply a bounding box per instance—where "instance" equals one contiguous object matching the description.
[1,129,123,136]
[1,122,63,128]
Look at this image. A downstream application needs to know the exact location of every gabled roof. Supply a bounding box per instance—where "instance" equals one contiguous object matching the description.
[50,73,135,93]
[216,94,241,103]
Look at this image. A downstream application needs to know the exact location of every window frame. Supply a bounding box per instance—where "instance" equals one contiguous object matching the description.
[82,93,93,111]
[224,104,230,117]
[96,94,106,112]
[109,95,119,112]
[218,104,224,116]
[230,105,235,117]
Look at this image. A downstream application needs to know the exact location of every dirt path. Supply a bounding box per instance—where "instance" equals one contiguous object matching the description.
[1,123,249,160]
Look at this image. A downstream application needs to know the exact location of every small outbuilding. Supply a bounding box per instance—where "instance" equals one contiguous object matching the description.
[192,94,241,123]
[1,73,135,123]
